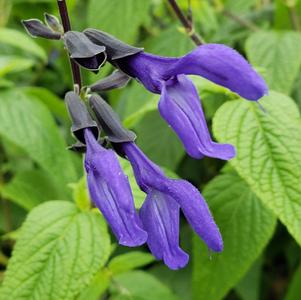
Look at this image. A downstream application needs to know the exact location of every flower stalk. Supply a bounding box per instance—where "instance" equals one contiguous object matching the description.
[57,0,82,90]
[167,0,205,45]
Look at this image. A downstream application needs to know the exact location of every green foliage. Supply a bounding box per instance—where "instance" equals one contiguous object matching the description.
[135,110,185,170]
[0,169,62,210]
[1,1,301,299]
[108,251,155,275]
[0,89,77,197]
[0,56,34,76]
[193,172,276,300]
[0,28,47,62]
[88,0,151,43]
[0,201,111,300]
[213,92,301,246]
[109,271,180,300]
[245,31,301,94]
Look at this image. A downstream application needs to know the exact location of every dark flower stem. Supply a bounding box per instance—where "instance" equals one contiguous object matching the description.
[57,0,82,91]
[167,0,204,46]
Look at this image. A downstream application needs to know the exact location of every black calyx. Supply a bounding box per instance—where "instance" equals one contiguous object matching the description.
[63,31,107,71]
[22,19,61,40]
[44,13,63,33]
[65,91,99,143]
[90,70,131,92]
[89,94,136,143]
[84,28,143,61]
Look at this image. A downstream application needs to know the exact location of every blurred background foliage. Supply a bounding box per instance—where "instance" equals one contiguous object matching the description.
[0,0,301,299]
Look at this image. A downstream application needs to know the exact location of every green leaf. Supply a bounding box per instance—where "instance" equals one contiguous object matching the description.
[0,89,77,197]
[110,271,180,300]
[284,263,301,300]
[0,56,34,76]
[134,110,185,171]
[0,28,47,62]
[245,31,301,94]
[213,91,301,245]
[22,87,70,124]
[88,0,151,43]
[0,201,111,300]
[77,269,111,300]
[108,251,155,275]
[0,169,63,211]
[192,172,276,300]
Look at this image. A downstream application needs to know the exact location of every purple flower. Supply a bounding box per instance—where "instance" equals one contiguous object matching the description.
[121,142,223,269]
[115,44,268,160]
[84,129,147,247]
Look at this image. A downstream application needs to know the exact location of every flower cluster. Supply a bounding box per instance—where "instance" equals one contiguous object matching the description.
[23,19,268,269]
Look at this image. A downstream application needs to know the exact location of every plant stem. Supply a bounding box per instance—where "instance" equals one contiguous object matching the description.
[167,0,205,45]
[57,0,82,91]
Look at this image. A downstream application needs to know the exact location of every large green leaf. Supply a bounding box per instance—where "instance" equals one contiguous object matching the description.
[245,31,301,94]
[192,172,276,300]
[88,0,151,43]
[110,271,180,300]
[0,28,47,62]
[0,169,63,211]
[134,110,185,171]
[0,89,77,197]
[213,91,301,245]
[0,201,111,300]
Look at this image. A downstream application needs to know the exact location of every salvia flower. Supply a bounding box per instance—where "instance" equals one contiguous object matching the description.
[84,128,147,247]
[121,141,223,269]
[84,29,268,160]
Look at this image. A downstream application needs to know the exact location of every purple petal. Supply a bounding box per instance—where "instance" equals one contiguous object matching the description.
[140,190,189,270]
[121,142,166,193]
[84,130,147,247]
[168,44,268,101]
[122,142,223,252]
[164,179,223,252]
[158,74,235,160]
[116,52,177,93]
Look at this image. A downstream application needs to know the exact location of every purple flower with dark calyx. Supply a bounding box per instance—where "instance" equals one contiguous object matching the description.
[113,44,268,160]
[84,129,147,247]
[121,141,223,269]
